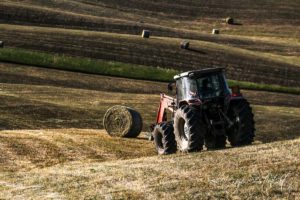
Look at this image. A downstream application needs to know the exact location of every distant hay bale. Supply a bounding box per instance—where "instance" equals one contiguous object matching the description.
[0,41,3,48]
[212,29,220,34]
[142,30,150,38]
[180,41,190,49]
[103,105,143,138]
[225,17,234,24]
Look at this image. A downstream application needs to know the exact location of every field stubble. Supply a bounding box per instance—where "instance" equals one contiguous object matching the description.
[0,63,300,176]
[0,1,300,198]
[0,24,300,87]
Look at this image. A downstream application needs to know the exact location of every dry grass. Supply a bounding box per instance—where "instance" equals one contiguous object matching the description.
[1,62,300,131]
[0,63,300,199]
[1,24,300,87]
[0,137,299,199]
[1,0,300,39]
[0,129,155,172]
[0,1,300,198]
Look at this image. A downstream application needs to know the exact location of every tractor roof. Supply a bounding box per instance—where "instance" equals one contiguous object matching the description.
[174,67,225,80]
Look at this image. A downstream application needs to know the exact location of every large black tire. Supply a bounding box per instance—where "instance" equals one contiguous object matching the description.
[153,122,177,155]
[205,134,226,150]
[174,105,205,152]
[227,99,255,146]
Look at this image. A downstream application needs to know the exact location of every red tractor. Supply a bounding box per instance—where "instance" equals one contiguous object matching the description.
[151,68,255,154]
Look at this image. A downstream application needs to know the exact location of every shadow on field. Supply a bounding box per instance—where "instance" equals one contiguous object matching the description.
[1,92,300,145]
[0,95,104,130]
[230,22,243,26]
[254,108,300,144]
[0,69,159,94]
[187,48,207,54]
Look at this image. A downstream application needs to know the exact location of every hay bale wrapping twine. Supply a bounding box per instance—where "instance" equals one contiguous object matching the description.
[103,105,143,138]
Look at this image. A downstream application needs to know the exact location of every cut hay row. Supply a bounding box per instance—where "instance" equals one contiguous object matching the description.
[1,48,300,95]
[0,3,300,55]
[1,0,300,27]
[0,24,300,87]
[1,65,300,134]
[1,133,300,199]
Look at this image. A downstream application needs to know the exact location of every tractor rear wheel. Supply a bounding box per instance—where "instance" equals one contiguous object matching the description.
[227,99,255,146]
[174,105,205,152]
[153,122,177,155]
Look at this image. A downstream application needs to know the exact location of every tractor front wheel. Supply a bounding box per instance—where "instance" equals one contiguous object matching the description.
[174,105,205,152]
[153,122,177,155]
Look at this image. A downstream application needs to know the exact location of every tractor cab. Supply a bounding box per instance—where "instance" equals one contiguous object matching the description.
[174,68,231,104]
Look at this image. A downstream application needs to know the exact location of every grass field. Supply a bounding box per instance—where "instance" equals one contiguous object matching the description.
[1,48,300,94]
[1,137,299,199]
[0,63,300,199]
[1,0,300,199]
[1,62,300,130]
[1,0,299,38]
[1,24,300,87]
[1,1,300,87]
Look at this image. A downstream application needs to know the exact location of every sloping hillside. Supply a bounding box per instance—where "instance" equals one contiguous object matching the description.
[0,1,300,199]
[1,135,299,199]
[1,63,300,172]
[1,0,300,37]
[1,24,300,87]
[1,1,300,87]
[1,62,300,131]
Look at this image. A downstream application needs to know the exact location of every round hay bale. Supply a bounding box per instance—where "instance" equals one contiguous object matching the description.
[103,105,143,138]
[142,30,150,38]
[0,41,3,48]
[212,29,220,34]
[225,17,234,25]
[180,41,189,49]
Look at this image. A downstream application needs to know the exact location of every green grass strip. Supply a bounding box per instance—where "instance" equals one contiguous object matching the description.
[0,48,300,95]
[228,80,300,95]
[0,48,177,82]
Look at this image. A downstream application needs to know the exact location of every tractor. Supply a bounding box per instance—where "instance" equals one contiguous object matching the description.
[151,67,255,154]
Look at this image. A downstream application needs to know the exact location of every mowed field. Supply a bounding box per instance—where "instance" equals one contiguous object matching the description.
[1,0,300,87]
[1,63,300,199]
[1,0,300,199]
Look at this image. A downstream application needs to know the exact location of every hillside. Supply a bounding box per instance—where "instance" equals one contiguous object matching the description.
[0,1,300,87]
[1,62,300,130]
[1,0,300,37]
[1,133,299,199]
[1,1,300,199]
[0,62,300,198]
[0,24,299,87]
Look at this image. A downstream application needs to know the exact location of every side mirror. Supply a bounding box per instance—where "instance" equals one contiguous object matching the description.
[230,85,241,96]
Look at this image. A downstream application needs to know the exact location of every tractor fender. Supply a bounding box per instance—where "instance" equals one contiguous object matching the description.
[225,95,245,114]
[178,100,189,108]
[179,98,202,108]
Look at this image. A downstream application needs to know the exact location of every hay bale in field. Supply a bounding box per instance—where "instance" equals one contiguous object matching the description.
[212,29,220,34]
[142,30,150,38]
[103,105,143,138]
[225,17,234,25]
[0,41,3,48]
[180,41,190,49]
